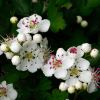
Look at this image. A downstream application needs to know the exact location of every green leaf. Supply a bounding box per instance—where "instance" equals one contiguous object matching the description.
[12,0,31,16]
[48,89,68,100]
[47,4,66,32]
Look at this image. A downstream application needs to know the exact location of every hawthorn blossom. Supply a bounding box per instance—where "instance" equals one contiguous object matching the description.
[17,14,50,34]
[42,54,68,79]
[16,38,49,73]
[0,81,17,100]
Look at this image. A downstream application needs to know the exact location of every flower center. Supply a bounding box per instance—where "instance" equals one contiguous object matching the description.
[25,52,33,60]
[30,20,38,29]
[0,87,7,97]
[70,47,77,54]
[70,67,79,77]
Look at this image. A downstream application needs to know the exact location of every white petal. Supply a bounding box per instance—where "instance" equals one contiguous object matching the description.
[25,33,32,41]
[87,82,97,93]
[0,96,11,100]
[56,48,67,61]
[17,28,30,34]
[76,58,90,70]
[79,70,92,83]
[62,56,75,69]
[40,37,48,49]
[30,28,39,34]
[66,77,78,87]
[7,89,18,100]
[39,19,50,32]
[29,14,42,23]
[0,48,3,55]
[41,64,55,77]
[77,46,84,58]
[54,68,67,79]
[1,81,7,88]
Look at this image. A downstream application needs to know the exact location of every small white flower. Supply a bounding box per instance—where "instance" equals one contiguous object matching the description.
[17,33,26,42]
[90,48,99,58]
[81,20,88,28]
[10,41,22,53]
[16,40,45,72]
[5,52,14,59]
[42,55,68,79]
[59,82,68,91]
[11,55,20,65]
[68,86,75,94]
[10,16,18,24]
[17,14,50,34]
[81,43,91,53]
[76,16,82,24]
[33,34,43,43]
[0,81,18,100]
[0,43,9,52]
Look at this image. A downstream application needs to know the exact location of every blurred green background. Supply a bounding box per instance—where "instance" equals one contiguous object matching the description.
[0,0,100,100]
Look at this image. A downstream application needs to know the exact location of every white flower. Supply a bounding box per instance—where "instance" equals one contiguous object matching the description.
[90,48,99,58]
[10,16,18,24]
[81,43,91,53]
[16,40,45,73]
[65,57,92,88]
[17,14,50,34]
[42,55,68,80]
[0,81,17,100]
[59,82,68,91]
[81,20,88,28]
[33,34,43,43]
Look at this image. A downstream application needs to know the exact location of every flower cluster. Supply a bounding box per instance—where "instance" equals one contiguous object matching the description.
[0,81,17,100]
[42,43,99,93]
[0,13,100,98]
[0,14,50,73]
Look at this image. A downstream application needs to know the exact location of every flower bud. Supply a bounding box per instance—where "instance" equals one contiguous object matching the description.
[59,82,68,91]
[5,52,14,59]
[10,41,21,53]
[81,20,88,28]
[75,81,82,90]
[0,43,9,52]
[33,34,43,43]
[17,34,26,42]
[10,16,18,24]
[11,55,20,65]
[90,48,99,58]
[68,86,75,94]
[81,43,91,53]
[82,83,87,90]
[76,16,82,24]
